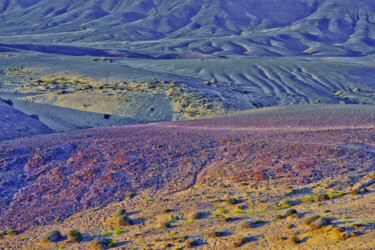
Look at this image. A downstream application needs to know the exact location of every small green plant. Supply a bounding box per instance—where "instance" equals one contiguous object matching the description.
[168,215,178,223]
[114,229,124,235]
[219,207,229,214]
[144,198,152,202]
[327,191,344,199]
[305,196,314,203]
[103,231,111,236]
[276,205,292,210]
[108,239,119,247]
[236,210,246,214]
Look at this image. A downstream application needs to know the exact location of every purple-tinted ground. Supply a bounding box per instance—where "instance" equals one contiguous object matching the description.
[1,105,375,231]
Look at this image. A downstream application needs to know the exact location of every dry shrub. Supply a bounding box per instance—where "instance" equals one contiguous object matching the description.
[117,215,133,226]
[42,230,62,243]
[88,238,111,250]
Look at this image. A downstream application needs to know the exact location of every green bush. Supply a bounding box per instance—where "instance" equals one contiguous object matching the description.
[67,230,83,242]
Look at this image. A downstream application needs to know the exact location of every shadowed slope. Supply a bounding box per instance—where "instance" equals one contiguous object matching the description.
[0,101,53,141]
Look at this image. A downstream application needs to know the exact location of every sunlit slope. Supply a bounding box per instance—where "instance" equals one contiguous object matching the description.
[120,57,375,107]
[1,0,375,56]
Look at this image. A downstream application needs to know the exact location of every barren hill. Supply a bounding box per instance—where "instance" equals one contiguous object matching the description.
[0,105,374,249]
[1,0,375,57]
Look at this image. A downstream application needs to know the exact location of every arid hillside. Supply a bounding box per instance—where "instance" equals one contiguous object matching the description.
[0,105,374,249]
[1,0,375,57]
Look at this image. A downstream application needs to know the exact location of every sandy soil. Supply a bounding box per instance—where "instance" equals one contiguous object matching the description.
[0,105,374,249]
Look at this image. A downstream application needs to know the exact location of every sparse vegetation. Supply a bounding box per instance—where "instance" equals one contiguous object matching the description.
[284,209,297,217]
[42,230,62,243]
[315,193,330,202]
[67,229,83,242]
[117,214,132,226]
[225,196,237,205]
[291,235,300,244]
[5,229,19,236]
[185,239,198,247]
[163,208,171,214]
[351,189,359,196]
[305,215,331,229]
[239,221,253,230]
[114,209,127,217]
[114,229,124,235]
[159,222,171,229]
[88,237,111,250]
[206,231,225,238]
[233,237,247,248]
[189,211,203,220]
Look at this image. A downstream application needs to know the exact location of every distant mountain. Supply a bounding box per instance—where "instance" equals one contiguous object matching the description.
[1,0,375,56]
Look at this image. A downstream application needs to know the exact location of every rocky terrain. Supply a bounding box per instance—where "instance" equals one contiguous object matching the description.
[1,0,375,249]
[0,105,374,249]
